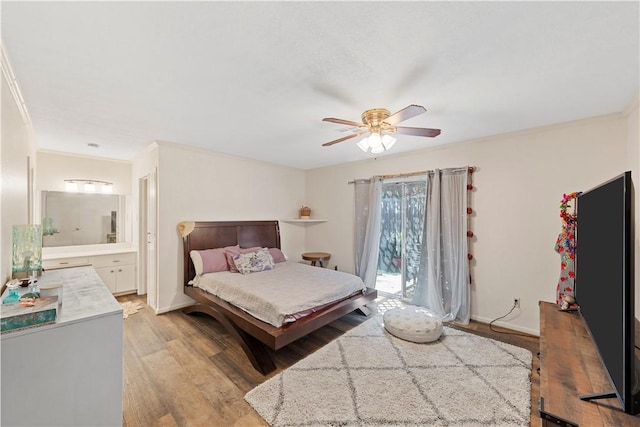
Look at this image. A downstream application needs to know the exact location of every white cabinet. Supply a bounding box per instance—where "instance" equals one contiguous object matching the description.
[90,252,136,294]
[1,266,123,427]
[42,256,90,270]
[95,264,136,294]
[43,250,137,295]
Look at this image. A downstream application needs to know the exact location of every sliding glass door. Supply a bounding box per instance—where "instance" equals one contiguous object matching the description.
[376,178,426,299]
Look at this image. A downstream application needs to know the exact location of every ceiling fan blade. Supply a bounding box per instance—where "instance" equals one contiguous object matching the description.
[385,105,427,125]
[393,126,441,137]
[322,130,369,147]
[322,117,365,128]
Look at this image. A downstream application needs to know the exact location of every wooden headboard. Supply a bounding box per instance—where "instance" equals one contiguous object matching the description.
[179,220,281,286]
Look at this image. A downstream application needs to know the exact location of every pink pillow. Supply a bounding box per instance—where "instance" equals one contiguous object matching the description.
[226,246,261,273]
[190,248,228,275]
[268,248,287,263]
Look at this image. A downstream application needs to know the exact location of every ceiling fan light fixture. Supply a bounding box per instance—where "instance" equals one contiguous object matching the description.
[368,132,382,149]
[321,104,440,151]
[370,145,385,154]
[356,138,370,152]
[382,134,397,150]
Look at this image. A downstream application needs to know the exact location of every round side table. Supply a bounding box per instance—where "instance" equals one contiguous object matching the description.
[301,252,331,267]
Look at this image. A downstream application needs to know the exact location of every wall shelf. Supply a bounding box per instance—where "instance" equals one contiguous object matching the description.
[281,219,328,223]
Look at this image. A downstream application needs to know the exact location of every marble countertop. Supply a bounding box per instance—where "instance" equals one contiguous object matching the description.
[42,245,137,260]
[1,266,122,339]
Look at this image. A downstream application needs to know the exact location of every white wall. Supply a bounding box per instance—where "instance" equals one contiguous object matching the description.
[151,142,306,312]
[626,96,640,318]
[1,70,37,284]
[305,113,630,335]
[36,151,131,195]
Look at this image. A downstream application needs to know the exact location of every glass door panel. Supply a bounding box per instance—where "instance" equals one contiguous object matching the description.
[402,180,426,300]
[376,179,426,299]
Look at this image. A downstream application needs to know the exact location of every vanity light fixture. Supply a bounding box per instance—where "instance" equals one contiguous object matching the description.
[64,179,114,193]
[64,181,78,192]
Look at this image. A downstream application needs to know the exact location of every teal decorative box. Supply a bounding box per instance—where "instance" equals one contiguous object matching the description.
[0,296,58,334]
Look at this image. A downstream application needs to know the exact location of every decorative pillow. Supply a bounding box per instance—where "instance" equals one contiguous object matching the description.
[232,248,275,275]
[190,248,229,275]
[225,246,262,273]
[268,247,287,263]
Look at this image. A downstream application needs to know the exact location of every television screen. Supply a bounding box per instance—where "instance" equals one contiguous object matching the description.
[576,171,639,414]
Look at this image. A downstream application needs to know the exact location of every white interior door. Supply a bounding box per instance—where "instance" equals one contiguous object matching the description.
[146,168,158,309]
[138,176,148,296]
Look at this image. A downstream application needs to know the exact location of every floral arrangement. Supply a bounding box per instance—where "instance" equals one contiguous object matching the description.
[559,192,581,225]
[555,191,581,308]
[557,192,581,263]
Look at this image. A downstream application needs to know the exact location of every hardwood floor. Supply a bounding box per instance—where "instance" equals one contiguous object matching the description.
[118,293,540,427]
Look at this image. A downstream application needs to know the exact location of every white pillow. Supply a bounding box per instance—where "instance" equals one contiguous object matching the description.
[190,250,204,276]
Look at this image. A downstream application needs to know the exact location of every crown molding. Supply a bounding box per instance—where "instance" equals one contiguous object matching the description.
[1,43,32,127]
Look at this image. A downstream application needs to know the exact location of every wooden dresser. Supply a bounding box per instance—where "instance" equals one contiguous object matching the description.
[538,301,640,426]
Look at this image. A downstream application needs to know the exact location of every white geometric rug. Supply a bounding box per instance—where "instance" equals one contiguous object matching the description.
[245,314,532,427]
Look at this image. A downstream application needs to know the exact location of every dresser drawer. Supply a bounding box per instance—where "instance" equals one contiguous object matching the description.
[43,257,90,270]
[89,252,136,268]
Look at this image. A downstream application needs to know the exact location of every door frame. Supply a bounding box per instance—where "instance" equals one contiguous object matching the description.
[138,168,158,309]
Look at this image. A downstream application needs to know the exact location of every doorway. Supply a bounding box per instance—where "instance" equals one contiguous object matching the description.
[376,177,426,300]
[138,168,158,309]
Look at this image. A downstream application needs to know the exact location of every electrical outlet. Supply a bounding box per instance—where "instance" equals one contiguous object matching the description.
[514,298,520,308]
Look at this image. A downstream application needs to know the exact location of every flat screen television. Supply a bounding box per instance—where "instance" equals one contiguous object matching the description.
[576,171,640,414]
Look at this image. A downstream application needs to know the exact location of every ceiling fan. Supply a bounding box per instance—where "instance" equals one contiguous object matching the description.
[321,104,441,153]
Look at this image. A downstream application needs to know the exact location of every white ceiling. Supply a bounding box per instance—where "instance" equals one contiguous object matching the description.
[2,1,639,170]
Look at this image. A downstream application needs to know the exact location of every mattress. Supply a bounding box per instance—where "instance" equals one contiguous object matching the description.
[191,261,366,327]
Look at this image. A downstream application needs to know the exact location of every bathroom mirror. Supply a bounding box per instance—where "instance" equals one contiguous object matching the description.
[41,191,129,247]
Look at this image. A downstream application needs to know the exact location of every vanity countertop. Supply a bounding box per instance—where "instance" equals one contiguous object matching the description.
[1,266,122,339]
[0,265,124,427]
[42,245,137,260]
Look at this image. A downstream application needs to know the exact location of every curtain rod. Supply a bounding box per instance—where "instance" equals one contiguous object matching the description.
[348,166,475,184]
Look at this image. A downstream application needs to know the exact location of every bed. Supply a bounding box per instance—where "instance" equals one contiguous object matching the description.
[179,220,377,375]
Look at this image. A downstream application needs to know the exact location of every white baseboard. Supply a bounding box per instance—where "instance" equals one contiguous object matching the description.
[470,314,540,337]
[154,300,194,315]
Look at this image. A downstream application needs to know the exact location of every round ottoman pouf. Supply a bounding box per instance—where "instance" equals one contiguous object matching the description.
[383,305,443,343]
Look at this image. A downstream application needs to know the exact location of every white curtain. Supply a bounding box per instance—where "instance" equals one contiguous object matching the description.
[354,177,382,288]
[412,168,470,323]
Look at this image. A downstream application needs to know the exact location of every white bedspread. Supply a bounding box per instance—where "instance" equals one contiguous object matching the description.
[191,261,367,327]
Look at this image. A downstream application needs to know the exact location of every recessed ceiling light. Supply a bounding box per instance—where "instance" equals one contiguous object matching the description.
[87,143,99,148]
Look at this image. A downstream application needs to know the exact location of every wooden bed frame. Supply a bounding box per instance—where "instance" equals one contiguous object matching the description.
[179,220,377,375]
